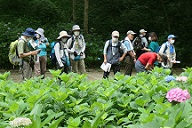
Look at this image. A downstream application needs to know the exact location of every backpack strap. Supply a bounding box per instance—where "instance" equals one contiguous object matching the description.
[69,36,75,49]
[107,40,121,53]
[163,43,168,53]
[69,35,83,49]
[54,42,62,50]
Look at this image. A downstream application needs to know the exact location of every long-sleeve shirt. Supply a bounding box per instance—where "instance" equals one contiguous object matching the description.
[54,42,69,68]
[35,38,49,57]
[67,35,86,60]
[148,41,159,53]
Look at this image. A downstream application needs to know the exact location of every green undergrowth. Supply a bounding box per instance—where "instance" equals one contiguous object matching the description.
[0,67,192,128]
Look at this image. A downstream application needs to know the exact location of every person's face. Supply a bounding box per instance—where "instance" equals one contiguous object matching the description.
[112,36,119,43]
[61,37,68,43]
[169,38,175,44]
[128,34,134,40]
[157,55,162,63]
[73,30,80,36]
[25,36,32,41]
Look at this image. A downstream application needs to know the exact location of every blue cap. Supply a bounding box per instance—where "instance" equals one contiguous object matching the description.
[167,34,177,40]
[22,28,35,37]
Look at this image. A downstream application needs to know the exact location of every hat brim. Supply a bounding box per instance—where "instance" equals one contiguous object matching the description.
[127,32,136,35]
[112,34,119,37]
[35,31,43,37]
[22,32,34,37]
[57,35,70,40]
[72,29,81,31]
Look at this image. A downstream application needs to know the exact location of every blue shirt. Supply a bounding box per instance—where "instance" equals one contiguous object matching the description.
[123,38,133,51]
[35,39,49,56]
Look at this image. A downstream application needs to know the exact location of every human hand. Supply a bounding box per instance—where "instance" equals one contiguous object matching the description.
[104,59,107,64]
[30,49,41,55]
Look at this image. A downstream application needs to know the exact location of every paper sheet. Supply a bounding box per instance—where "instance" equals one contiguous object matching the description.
[100,62,111,72]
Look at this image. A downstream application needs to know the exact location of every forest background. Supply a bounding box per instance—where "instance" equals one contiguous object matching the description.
[0,0,191,69]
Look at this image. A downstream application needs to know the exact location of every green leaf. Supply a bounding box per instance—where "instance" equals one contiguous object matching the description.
[67,116,81,127]
[82,121,91,128]
[49,116,65,128]
[91,111,105,128]
[175,120,188,128]
[30,104,43,116]
[49,69,61,77]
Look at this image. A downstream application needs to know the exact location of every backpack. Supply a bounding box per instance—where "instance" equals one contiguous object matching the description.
[50,42,70,66]
[108,40,124,56]
[8,39,22,66]
[132,36,144,52]
[50,42,61,66]
[157,43,168,53]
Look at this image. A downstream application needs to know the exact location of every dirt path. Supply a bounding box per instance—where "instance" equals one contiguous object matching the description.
[0,68,184,82]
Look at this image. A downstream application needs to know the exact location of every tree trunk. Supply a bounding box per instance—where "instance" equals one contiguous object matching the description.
[84,0,88,34]
[73,0,76,23]
[160,0,171,32]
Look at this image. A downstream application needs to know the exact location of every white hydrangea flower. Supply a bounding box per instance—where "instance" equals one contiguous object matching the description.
[10,117,32,127]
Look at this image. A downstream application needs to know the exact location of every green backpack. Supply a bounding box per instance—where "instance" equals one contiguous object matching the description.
[8,39,22,66]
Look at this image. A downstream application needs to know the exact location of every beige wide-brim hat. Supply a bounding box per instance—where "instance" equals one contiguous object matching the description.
[57,31,70,39]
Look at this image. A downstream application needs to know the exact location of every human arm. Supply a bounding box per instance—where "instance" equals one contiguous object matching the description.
[119,43,127,62]
[145,63,153,70]
[18,40,40,58]
[66,38,74,53]
[103,41,109,64]
[19,50,40,58]
[54,43,64,68]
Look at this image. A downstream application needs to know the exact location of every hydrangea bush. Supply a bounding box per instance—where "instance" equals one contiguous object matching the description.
[166,88,190,102]
[10,117,32,127]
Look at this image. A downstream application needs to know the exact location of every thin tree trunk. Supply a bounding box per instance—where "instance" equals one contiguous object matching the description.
[160,0,171,32]
[73,0,76,23]
[84,0,88,34]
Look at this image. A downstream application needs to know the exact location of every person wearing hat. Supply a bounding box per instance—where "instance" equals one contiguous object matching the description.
[54,31,71,74]
[33,28,49,78]
[67,25,86,74]
[139,29,148,48]
[159,34,177,69]
[135,52,168,73]
[123,30,137,76]
[17,28,41,80]
[102,30,127,79]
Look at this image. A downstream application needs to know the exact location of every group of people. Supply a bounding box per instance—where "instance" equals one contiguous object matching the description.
[16,26,177,80]
[17,25,86,80]
[103,29,177,78]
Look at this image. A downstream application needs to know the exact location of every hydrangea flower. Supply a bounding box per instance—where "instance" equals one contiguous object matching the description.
[166,88,190,103]
[176,76,188,82]
[165,75,176,82]
[10,117,32,127]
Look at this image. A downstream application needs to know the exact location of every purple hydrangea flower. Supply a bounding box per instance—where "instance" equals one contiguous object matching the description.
[166,88,190,103]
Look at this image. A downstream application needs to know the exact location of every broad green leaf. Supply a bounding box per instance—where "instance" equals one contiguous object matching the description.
[82,121,91,128]
[91,111,104,128]
[175,120,188,128]
[49,116,65,128]
[30,104,43,116]
[67,116,81,127]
